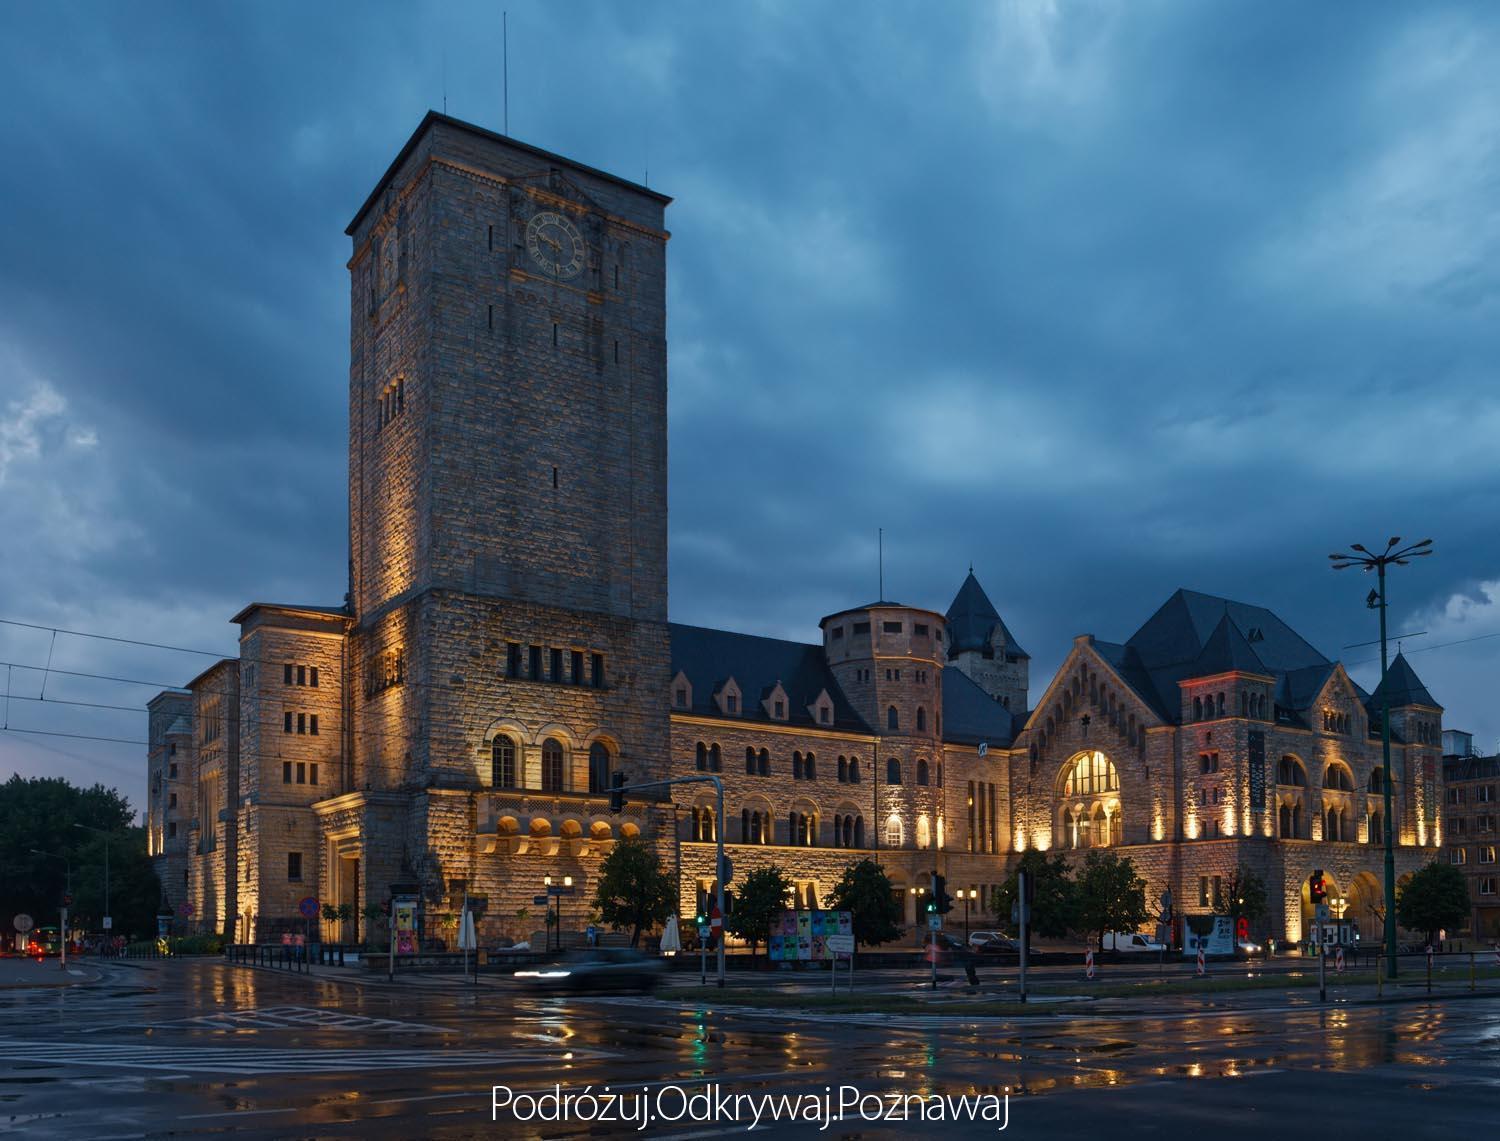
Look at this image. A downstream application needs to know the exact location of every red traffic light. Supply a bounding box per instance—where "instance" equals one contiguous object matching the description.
[62,893,73,907]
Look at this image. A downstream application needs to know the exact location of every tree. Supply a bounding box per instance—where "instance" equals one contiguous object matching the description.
[592,837,674,948]
[1397,860,1471,946]
[1213,865,1269,928]
[0,775,160,940]
[991,850,1075,951]
[726,865,792,960]
[823,859,902,947]
[1074,849,1150,952]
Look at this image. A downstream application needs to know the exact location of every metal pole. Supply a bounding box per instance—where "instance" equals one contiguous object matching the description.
[1318,936,1326,1003]
[1378,560,1398,981]
[1018,871,1028,1004]
[714,776,726,988]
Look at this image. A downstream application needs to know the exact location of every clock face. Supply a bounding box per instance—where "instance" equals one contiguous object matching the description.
[526,211,586,280]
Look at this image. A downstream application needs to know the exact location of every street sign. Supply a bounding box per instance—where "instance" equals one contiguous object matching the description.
[13,913,33,933]
[178,902,194,918]
[698,925,711,939]
[827,933,855,954]
[927,913,942,931]
[1315,902,1331,923]
[532,894,550,906]
[297,896,320,920]
[102,917,112,931]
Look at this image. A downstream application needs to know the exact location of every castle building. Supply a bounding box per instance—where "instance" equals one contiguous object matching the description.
[146,113,1442,947]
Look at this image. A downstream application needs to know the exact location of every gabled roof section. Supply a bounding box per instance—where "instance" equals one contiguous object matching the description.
[945,571,1028,658]
[669,624,870,733]
[1369,652,1442,711]
[1188,615,1272,679]
[1091,640,1175,720]
[940,666,1016,747]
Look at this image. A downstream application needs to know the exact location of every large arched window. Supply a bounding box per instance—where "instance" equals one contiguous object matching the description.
[542,739,566,792]
[1062,751,1118,797]
[1277,756,1307,787]
[887,706,900,731]
[1325,763,1354,791]
[887,757,902,785]
[885,814,903,847]
[1368,768,1385,793]
[491,736,517,789]
[916,815,931,849]
[588,741,611,794]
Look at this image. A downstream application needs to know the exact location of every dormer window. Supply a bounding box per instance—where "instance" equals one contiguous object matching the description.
[807,688,835,727]
[714,677,742,717]
[762,681,790,721]
[671,671,693,711]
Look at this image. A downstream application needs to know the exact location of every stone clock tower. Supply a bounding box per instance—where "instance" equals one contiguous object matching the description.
[332,113,673,914]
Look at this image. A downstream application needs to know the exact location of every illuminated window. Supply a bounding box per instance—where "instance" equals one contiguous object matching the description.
[1063,751,1119,797]
[542,739,565,792]
[491,737,517,788]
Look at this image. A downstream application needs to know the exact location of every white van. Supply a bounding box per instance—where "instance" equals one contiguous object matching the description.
[1102,932,1165,953]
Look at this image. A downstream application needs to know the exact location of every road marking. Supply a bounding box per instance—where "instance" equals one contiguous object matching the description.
[0,1039,615,1076]
[136,1004,455,1034]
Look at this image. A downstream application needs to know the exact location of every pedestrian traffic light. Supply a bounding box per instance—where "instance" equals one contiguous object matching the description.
[1309,870,1327,903]
[609,771,626,813]
[932,873,953,914]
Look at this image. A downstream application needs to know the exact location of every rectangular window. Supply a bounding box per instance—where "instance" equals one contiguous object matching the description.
[1481,786,1496,803]
[591,653,605,689]
[675,687,687,707]
[284,712,293,734]
[309,714,319,736]
[529,644,542,680]
[820,706,830,724]
[774,700,784,718]
[1451,847,1468,865]
[296,762,306,784]
[283,762,292,784]
[169,763,178,779]
[852,621,871,635]
[507,642,522,679]
[883,621,903,634]
[288,852,302,881]
[168,793,177,808]
[310,763,318,786]
[297,665,306,686]
[1480,846,1496,864]
[297,712,307,735]
[831,627,843,640]
[550,647,563,682]
[1212,876,1223,909]
[1199,876,1209,907]
[1482,878,1496,895]
[914,623,929,636]
[284,664,293,685]
[168,822,177,839]
[727,695,738,714]
[571,650,584,685]
[310,666,319,688]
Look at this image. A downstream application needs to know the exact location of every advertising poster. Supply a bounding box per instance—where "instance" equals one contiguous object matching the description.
[772,911,854,961]
[394,899,418,955]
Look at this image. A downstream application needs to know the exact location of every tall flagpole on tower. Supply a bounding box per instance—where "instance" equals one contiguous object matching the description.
[878,528,884,601]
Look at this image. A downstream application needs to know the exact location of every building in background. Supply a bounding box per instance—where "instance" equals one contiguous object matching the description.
[1441,734,1499,940]
[145,112,1444,947]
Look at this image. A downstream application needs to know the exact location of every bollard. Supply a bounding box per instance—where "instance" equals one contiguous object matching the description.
[1377,953,1383,998]
[1470,951,1475,992]
[1426,945,1433,993]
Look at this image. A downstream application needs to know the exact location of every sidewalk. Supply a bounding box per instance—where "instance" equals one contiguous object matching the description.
[0,958,101,989]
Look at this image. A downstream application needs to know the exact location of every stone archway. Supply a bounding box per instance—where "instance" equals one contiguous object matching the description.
[1345,871,1381,942]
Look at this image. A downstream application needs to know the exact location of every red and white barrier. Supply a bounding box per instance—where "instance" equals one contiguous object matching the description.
[1085,949,1095,980]
[1196,946,1206,976]
[1335,945,1345,973]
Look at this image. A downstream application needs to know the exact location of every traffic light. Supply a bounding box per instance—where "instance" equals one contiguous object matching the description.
[932,873,953,914]
[1309,870,1327,903]
[609,772,626,814]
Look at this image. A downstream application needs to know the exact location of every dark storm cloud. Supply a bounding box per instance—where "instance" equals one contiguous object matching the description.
[2,1,1498,805]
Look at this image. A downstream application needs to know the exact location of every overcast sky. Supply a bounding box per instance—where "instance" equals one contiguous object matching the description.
[3,1,1499,813]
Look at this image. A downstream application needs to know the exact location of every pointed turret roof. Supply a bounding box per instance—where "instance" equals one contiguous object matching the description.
[1188,614,1272,678]
[1369,652,1442,710]
[945,571,1028,658]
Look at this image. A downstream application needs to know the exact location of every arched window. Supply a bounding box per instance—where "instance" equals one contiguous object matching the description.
[1062,751,1118,796]
[887,706,900,731]
[1240,692,1248,717]
[1368,809,1383,844]
[690,807,702,841]
[1326,807,1342,842]
[1194,696,1203,720]
[838,756,848,782]
[936,763,943,788]
[542,739,565,792]
[741,808,750,840]
[793,751,804,780]
[1258,694,1267,719]
[709,743,722,772]
[758,748,770,776]
[916,707,927,732]
[696,742,707,772]
[588,741,611,794]
[916,815,931,849]
[1368,768,1385,793]
[745,746,757,775]
[1277,756,1307,787]
[805,753,817,780]
[491,736,517,788]
[1325,764,1354,791]
[849,757,860,783]
[917,759,930,786]
[887,757,902,785]
[1217,693,1225,717]
[854,816,865,847]
[885,815,903,847]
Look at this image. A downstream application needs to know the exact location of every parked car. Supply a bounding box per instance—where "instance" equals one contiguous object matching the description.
[1101,932,1165,953]
[974,934,1021,957]
[968,930,1009,949]
[513,948,667,994]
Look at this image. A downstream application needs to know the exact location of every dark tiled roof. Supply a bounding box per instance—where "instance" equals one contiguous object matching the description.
[1118,589,1335,724]
[1190,615,1272,678]
[668,624,871,733]
[1091,640,1167,717]
[1369,652,1442,711]
[945,572,1029,658]
[940,667,1016,747]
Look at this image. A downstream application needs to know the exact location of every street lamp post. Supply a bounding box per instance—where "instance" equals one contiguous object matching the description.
[1331,536,1434,980]
[73,823,111,938]
[30,848,71,970]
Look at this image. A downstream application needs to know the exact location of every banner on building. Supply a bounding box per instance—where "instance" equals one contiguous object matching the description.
[1248,730,1266,812]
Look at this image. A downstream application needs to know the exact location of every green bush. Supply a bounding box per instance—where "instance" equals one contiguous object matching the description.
[169,934,225,955]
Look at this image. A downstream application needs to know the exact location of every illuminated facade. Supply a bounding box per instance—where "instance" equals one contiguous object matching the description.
[146,113,1442,947]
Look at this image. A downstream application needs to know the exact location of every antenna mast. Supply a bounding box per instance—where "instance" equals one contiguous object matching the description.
[878,528,884,602]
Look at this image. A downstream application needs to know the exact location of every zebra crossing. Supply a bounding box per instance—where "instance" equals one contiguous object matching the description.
[149,1004,454,1033]
[0,1038,615,1076]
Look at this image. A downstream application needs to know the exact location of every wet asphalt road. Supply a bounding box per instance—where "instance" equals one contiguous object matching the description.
[1,960,1496,1138]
